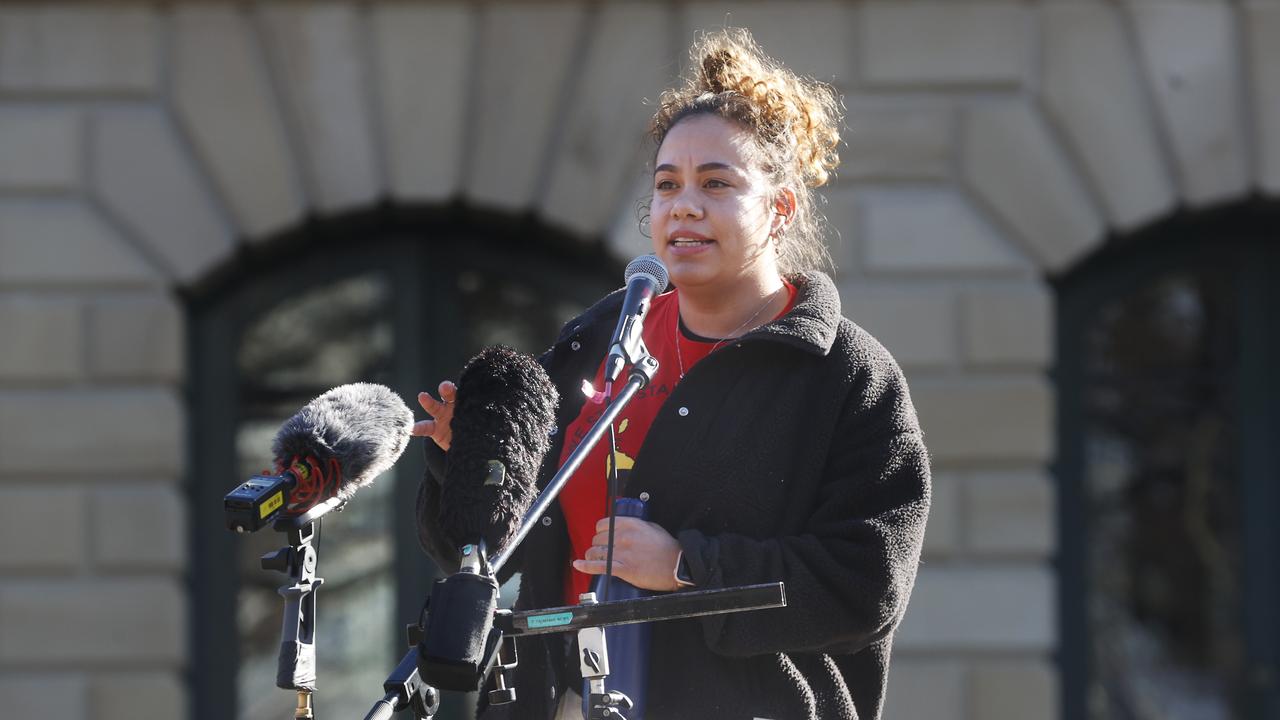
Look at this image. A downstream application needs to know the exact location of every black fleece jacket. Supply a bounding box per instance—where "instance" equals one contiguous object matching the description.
[417,272,931,720]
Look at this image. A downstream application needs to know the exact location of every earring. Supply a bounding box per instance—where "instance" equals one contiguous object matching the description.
[771,212,788,239]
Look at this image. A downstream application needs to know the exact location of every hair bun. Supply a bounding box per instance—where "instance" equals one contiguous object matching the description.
[667,28,841,189]
[699,48,746,96]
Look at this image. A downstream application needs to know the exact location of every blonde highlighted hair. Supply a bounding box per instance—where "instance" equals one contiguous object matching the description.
[649,28,843,274]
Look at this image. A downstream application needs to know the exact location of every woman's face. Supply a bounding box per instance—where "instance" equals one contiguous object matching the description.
[650,114,781,292]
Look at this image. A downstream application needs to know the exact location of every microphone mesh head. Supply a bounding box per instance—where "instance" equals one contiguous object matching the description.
[624,254,669,292]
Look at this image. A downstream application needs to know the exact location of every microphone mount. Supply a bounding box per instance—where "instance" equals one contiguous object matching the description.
[250,499,353,719]
[604,330,650,386]
[259,518,324,718]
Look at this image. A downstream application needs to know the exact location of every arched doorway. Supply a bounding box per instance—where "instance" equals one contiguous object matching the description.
[187,207,620,720]
[1056,201,1280,719]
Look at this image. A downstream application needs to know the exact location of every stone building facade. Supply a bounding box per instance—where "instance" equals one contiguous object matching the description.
[1,1,1277,719]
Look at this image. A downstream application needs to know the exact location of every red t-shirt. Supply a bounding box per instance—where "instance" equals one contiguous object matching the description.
[555,283,797,604]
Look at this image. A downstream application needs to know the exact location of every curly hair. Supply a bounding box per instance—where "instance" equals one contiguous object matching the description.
[649,28,843,274]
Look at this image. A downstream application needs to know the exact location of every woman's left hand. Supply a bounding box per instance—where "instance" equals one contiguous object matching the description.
[572,516,682,592]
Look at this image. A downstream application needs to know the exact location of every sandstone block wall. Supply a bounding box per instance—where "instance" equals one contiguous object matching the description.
[3,3,1276,718]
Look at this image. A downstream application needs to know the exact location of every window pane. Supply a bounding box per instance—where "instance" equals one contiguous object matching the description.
[455,268,585,353]
[1083,270,1245,719]
[233,273,397,720]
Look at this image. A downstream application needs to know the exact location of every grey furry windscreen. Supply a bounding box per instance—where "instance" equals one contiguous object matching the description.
[272,382,415,499]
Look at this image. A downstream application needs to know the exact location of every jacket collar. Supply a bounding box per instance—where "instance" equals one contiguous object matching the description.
[561,271,842,357]
[744,271,842,357]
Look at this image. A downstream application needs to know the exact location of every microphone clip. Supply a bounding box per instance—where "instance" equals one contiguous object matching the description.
[605,334,652,385]
[626,354,660,388]
[415,541,504,693]
[458,540,492,576]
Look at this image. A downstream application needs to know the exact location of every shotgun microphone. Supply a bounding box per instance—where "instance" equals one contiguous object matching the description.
[437,345,559,555]
[224,383,415,532]
[418,345,558,692]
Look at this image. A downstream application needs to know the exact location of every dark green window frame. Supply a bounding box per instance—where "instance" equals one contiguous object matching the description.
[1055,200,1280,720]
[186,208,620,720]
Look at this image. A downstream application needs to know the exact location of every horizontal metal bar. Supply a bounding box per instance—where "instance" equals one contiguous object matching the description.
[496,582,786,637]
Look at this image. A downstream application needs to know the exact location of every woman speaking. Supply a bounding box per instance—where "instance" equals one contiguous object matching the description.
[414,28,931,720]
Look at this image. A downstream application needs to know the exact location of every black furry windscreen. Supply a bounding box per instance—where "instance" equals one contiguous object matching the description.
[441,346,558,554]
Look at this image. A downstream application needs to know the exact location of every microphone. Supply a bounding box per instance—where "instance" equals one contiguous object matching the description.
[438,345,559,555]
[418,346,558,692]
[224,383,415,532]
[604,255,669,383]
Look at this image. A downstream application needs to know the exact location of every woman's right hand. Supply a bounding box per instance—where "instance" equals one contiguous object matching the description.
[411,380,457,451]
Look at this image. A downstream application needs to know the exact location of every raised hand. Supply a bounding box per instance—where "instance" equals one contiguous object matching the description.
[411,380,457,451]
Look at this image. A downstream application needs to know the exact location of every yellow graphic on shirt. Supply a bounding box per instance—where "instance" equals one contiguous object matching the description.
[606,417,636,477]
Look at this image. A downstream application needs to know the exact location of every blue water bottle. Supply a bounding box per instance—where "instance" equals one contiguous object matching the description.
[584,497,651,719]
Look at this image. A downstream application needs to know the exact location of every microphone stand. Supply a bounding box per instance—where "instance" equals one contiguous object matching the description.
[259,498,345,719]
[365,581,786,720]
[361,643,440,720]
[363,348,789,719]
[361,354,661,720]
[496,582,786,720]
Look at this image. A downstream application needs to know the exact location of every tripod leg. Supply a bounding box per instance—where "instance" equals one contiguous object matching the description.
[362,693,397,720]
